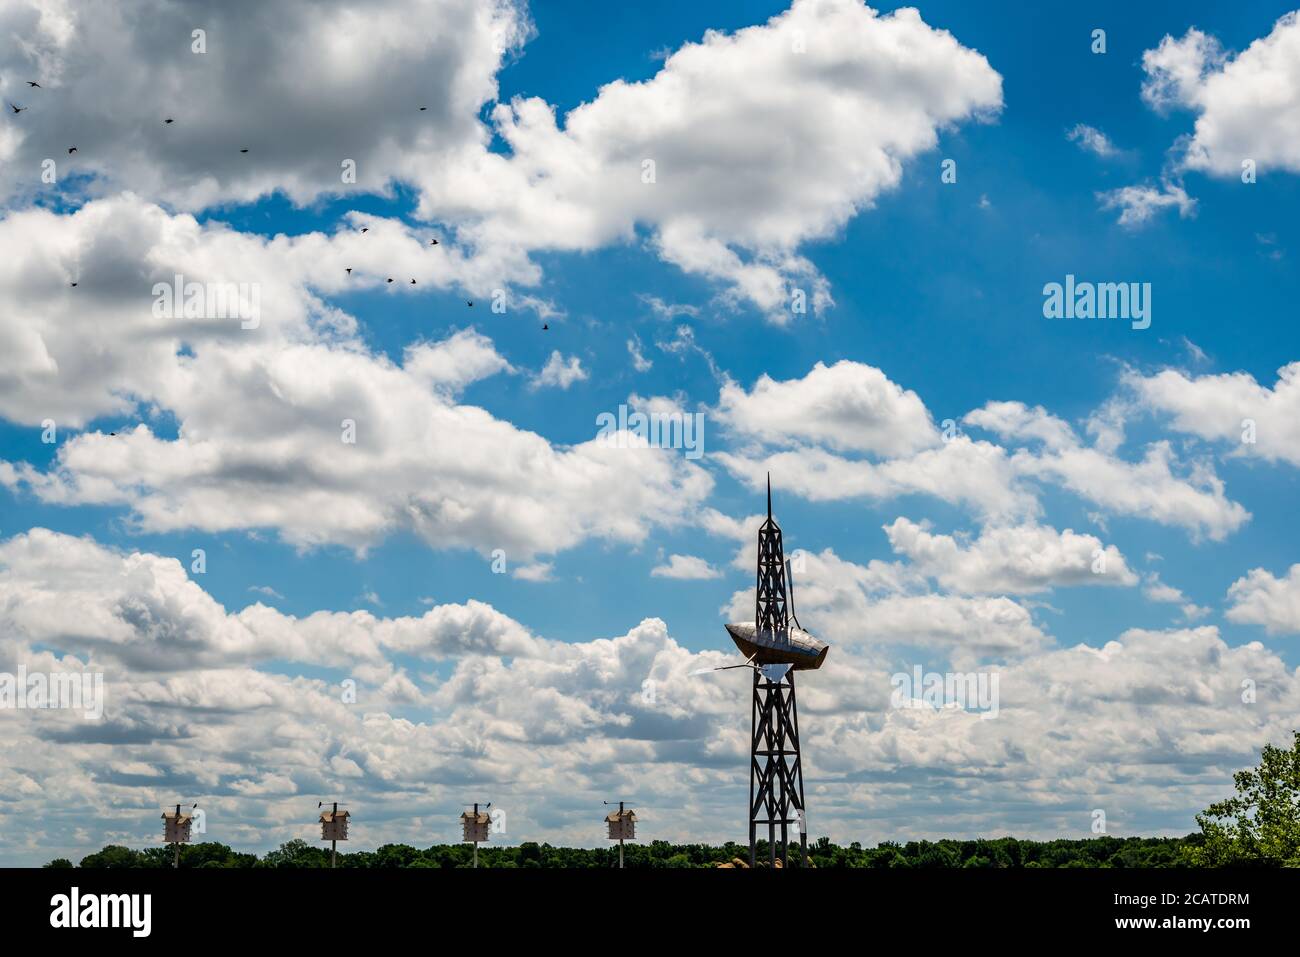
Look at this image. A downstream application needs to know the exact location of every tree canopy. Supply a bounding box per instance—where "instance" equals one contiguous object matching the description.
[1186,730,1300,866]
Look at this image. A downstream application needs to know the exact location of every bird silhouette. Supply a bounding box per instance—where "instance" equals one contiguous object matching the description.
[70,282,77,287]
[164,118,174,124]
[419,106,428,111]
[409,279,416,284]
[67,146,77,154]
[8,103,26,114]
[466,301,473,307]
[386,278,394,283]
[361,227,369,233]
[26,81,40,88]
[429,239,439,246]
[239,148,249,153]
[345,267,352,274]
[542,323,549,330]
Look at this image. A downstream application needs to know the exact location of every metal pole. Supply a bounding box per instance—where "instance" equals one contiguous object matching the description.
[779,679,789,868]
[173,803,181,869]
[792,673,808,868]
[765,678,777,869]
[331,803,338,869]
[749,670,758,867]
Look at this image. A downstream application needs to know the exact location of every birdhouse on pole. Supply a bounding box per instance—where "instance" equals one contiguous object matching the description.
[162,806,194,844]
[319,806,350,842]
[162,803,197,868]
[605,805,637,841]
[603,801,637,869]
[461,803,492,867]
[318,801,349,869]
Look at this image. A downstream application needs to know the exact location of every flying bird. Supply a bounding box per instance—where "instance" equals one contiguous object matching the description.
[386,278,394,283]
[164,118,174,124]
[361,227,369,233]
[542,323,549,331]
[239,148,249,153]
[409,279,416,284]
[26,81,40,88]
[8,102,26,114]
[466,301,473,307]
[70,282,77,287]
[419,106,427,111]
[345,267,352,274]
[429,239,438,246]
[67,146,77,154]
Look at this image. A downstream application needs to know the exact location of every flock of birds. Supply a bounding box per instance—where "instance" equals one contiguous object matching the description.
[8,82,549,329]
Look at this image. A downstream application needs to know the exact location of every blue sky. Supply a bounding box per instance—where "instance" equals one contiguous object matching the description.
[1,0,1299,864]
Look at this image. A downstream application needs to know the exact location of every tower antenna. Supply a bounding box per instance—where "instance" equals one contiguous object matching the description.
[712,477,829,867]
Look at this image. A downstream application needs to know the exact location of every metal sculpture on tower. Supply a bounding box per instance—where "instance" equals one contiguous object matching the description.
[698,476,828,867]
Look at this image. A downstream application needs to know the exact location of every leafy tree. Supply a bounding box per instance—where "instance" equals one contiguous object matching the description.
[1187,730,1300,866]
[79,845,144,868]
[371,843,420,868]
[259,839,328,869]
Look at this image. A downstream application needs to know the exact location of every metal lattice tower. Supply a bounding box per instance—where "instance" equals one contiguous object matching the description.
[749,668,807,868]
[747,475,808,867]
[755,474,789,634]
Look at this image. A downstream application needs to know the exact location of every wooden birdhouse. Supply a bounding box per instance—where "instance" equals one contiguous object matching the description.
[319,808,350,842]
[605,808,637,841]
[162,809,193,844]
[461,809,491,843]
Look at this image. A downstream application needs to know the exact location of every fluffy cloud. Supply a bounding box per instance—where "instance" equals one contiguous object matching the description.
[409,0,1003,316]
[1101,14,1300,229]
[0,0,1002,315]
[714,371,1246,541]
[0,0,530,209]
[531,351,588,390]
[1142,573,1210,623]
[0,194,531,427]
[884,518,1137,593]
[7,528,1294,864]
[716,360,937,456]
[1067,123,1119,158]
[712,362,1032,520]
[1124,363,1300,467]
[721,544,1049,668]
[1097,180,1197,227]
[965,401,1249,541]
[651,554,721,580]
[1226,564,1300,634]
[715,439,1036,522]
[0,528,544,673]
[405,329,514,394]
[1141,13,1300,176]
[1140,28,1227,112]
[0,196,711,558]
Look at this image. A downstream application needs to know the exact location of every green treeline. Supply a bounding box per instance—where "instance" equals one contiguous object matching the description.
[43,834,1205,869]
